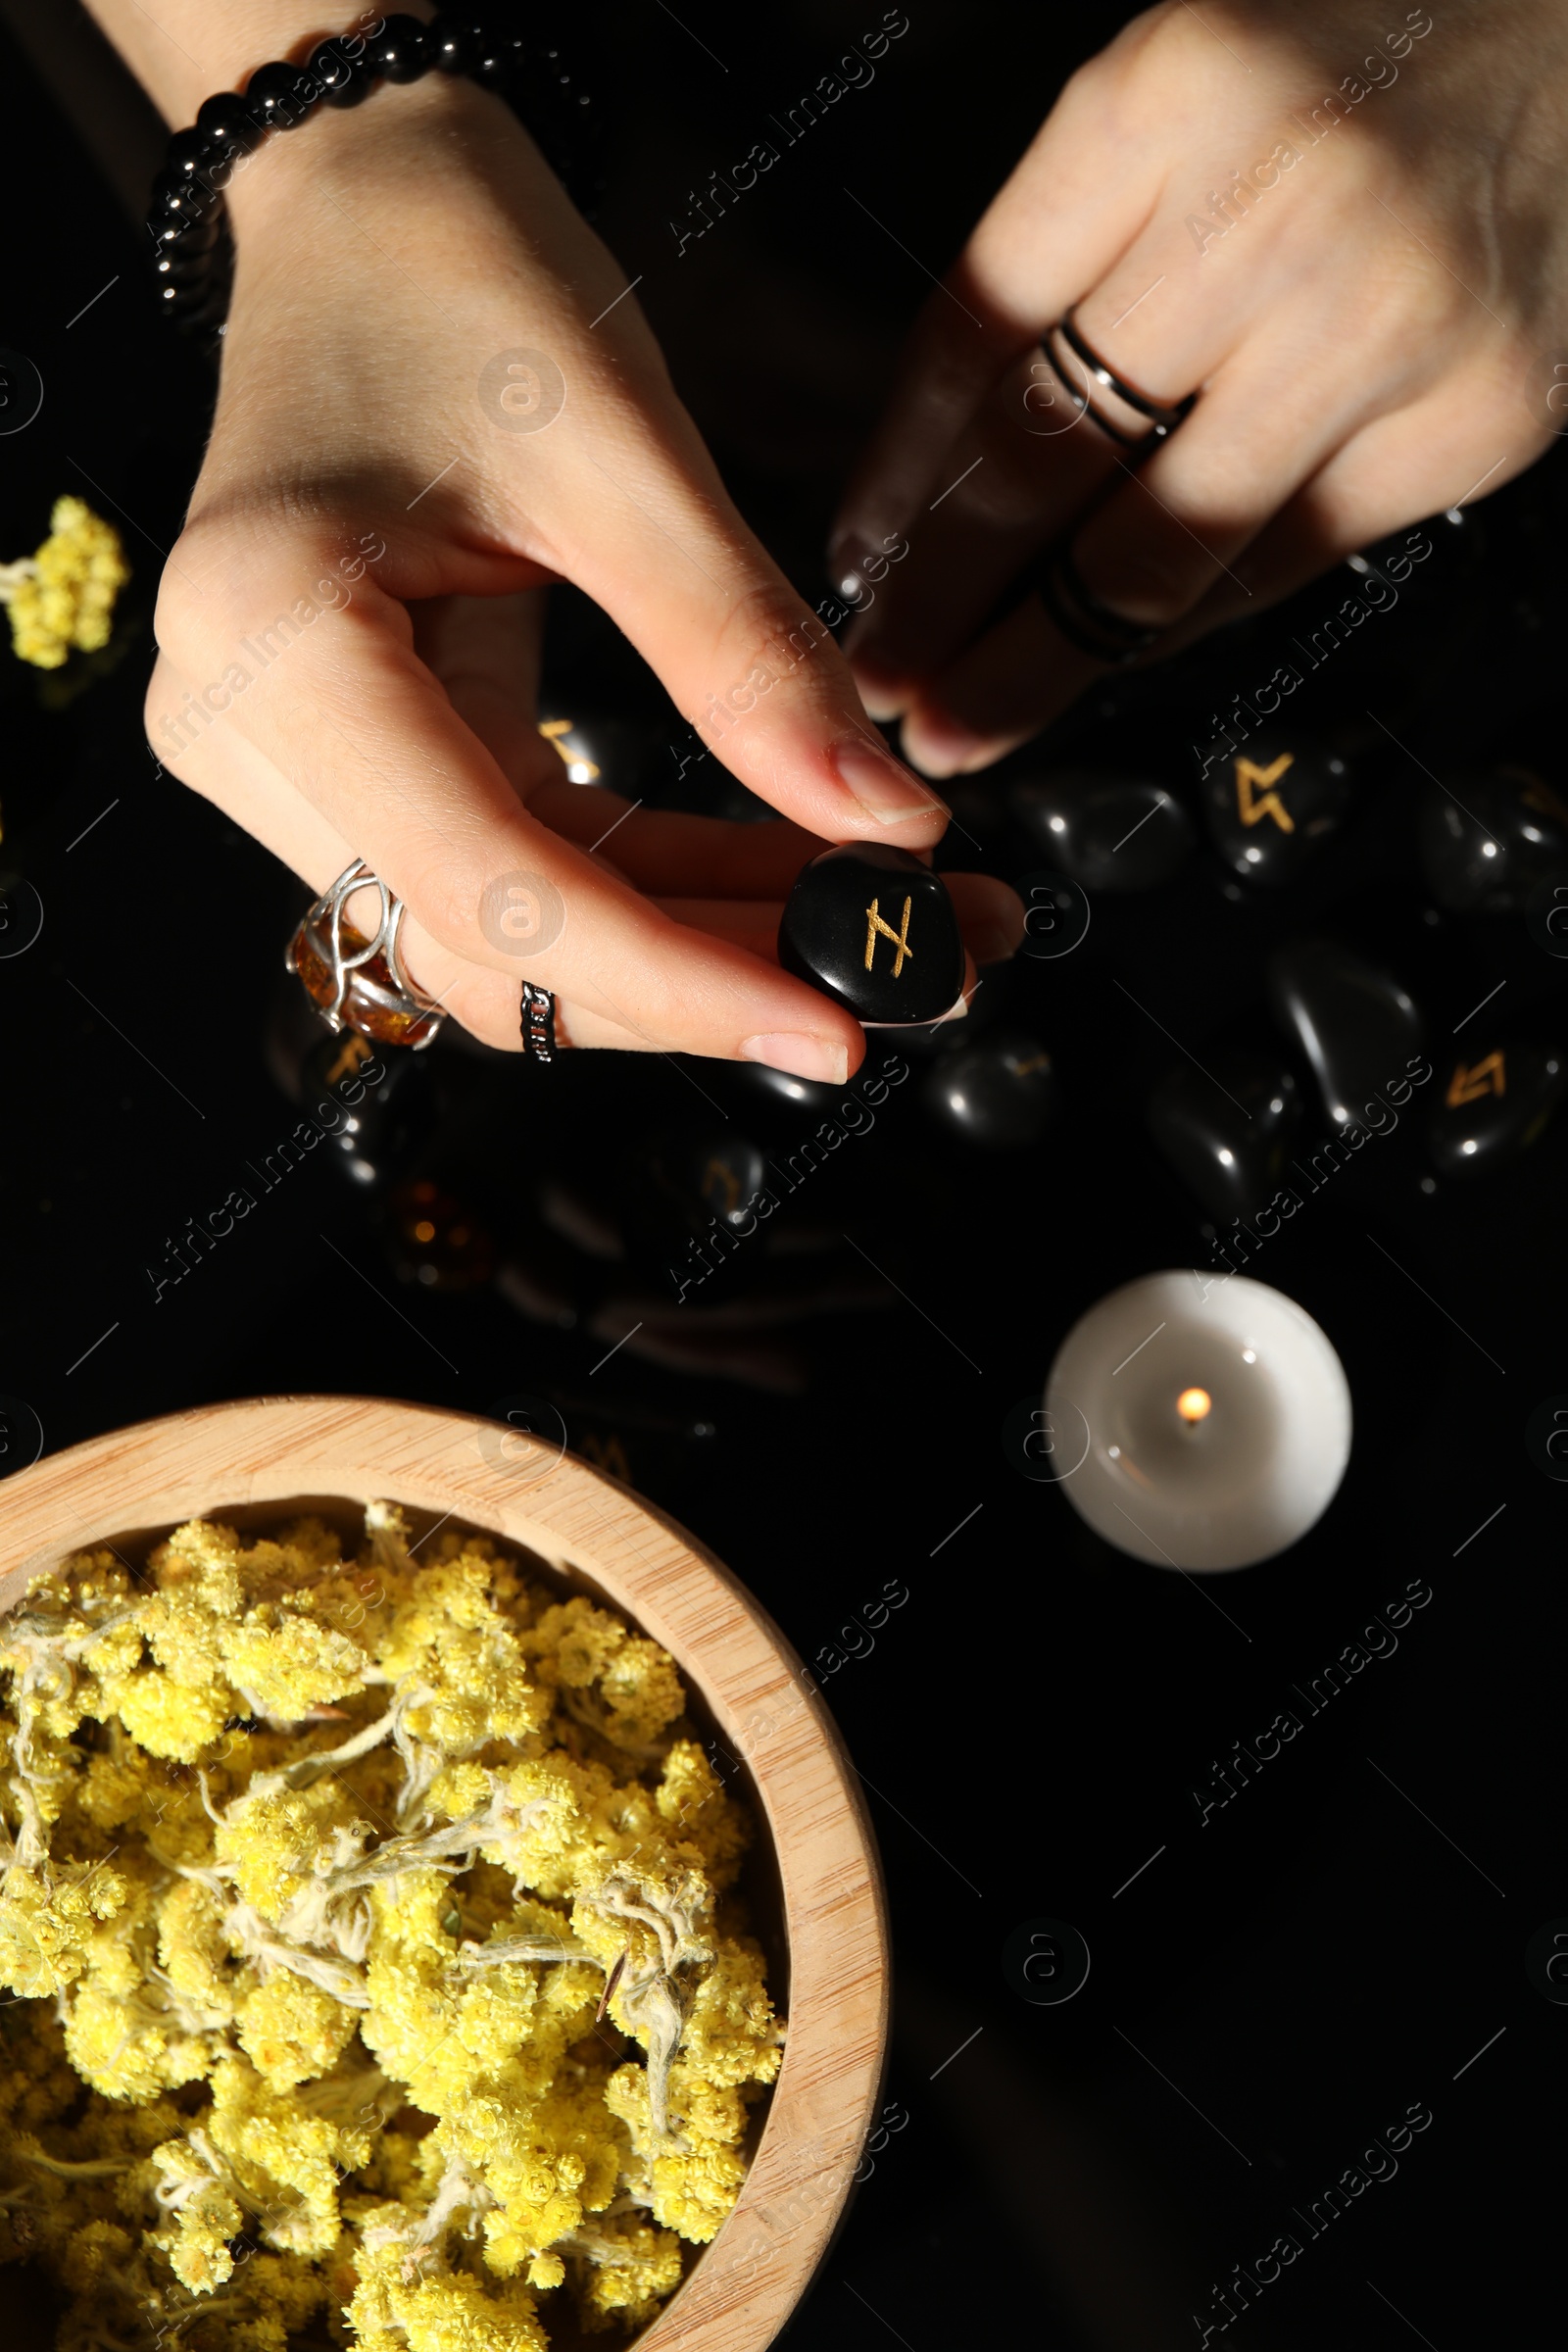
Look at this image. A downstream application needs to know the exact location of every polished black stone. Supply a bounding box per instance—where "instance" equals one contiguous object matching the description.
[1010,770,1194,892]
[165,128,216,180]
[299,1030,437,1189]
[654,1130,770,1231]
[150,209,218,262]
[1417,764,1568,915]
[725,1058,846,1121]
[472,29,529,87]
[367,16,433,79]
[1200,734,1351,886]
[1267,939,1426,1127]
[778,843,964,1024]
[148,212,191,255]
[244,61,315,129]
[621,1126,771,1302]
[151,167,218,223]
[1427,1039,1567,1180]
[537,713,652,797]
[309,39,371,106]
[152,240,213,290]
[157,260,228,325]
[1147,1054,1302,1221]
[194,93,262,155]
[428,18,481,74]
[922,1032,1055,1149]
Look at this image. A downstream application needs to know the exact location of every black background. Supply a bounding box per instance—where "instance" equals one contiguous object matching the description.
[1,4,1562,2346]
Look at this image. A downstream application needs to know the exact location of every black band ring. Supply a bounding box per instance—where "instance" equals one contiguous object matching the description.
[519,981,559,1061]
[1048,308,1197,448]
[1036,544,1159,665]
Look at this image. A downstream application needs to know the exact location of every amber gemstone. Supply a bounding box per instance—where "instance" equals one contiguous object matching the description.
[288,916,441,1050]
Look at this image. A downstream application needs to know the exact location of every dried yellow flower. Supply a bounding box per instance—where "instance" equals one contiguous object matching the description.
[0,1506,783,2350]
[0,496,129,669]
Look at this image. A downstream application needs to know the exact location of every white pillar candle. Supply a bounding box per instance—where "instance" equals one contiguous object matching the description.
[1045,1272,1351,1572]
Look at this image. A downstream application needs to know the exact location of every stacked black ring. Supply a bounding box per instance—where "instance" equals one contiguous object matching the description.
[1037,545,1159,664]
[1003,309,1194,661]
[147,12,601,335]
[1048,308,1197,450]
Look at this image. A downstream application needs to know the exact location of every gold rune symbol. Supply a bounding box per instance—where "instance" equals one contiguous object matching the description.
[1235,752,1297,832]
[538,716,601,783]
[322,1031,372,1088]
[703,1156,742,1215]
[1446,1051,1506,1107]
[581,1432,633,1484]
[864,895,914,977]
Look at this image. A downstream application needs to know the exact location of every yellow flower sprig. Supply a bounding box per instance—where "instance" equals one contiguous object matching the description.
[0,1507,784,2352]
[0,495,129,669]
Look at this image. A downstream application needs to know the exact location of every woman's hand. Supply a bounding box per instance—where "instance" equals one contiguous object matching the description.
[143,67,1020,1077]
[829,0,1568,775]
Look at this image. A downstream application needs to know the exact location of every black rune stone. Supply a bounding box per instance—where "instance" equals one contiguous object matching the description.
[1147,1054,1301,1222]
[1427,1041,1567,1179]
[1200,734,1351,886]
[778,843,964,1024]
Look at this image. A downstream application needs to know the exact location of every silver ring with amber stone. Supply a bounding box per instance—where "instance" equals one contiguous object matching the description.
[285,858,445,1051]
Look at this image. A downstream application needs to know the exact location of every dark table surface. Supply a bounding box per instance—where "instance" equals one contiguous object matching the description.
[1,5,1561,2346]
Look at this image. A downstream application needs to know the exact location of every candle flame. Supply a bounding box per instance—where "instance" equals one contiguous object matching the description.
[1176,1387,1212,1427]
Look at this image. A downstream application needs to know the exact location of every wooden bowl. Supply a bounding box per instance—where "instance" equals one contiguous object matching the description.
[0,1396,888,2352]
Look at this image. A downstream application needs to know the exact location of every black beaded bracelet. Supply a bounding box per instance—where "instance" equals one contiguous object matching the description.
[147,12,600,336]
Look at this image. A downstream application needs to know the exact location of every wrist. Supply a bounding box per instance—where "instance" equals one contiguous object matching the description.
[221,57,505,239]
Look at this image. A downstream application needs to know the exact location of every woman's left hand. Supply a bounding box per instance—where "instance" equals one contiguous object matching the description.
[829,0,1568,775]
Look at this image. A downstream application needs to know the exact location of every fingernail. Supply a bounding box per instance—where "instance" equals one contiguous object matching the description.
[900,710,985,780]
[741,1033,850,1086]
[974,921,1016,965]
[830,733,949,826]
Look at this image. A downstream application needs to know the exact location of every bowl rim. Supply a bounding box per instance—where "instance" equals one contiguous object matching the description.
[0,1395,889,2352]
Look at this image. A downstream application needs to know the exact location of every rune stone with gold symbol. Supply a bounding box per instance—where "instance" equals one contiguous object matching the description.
[778,842,963,1022]
[1200,732,1352,887]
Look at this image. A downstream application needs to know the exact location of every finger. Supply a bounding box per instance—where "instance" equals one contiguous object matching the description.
[410,590,562,799]
[147,641,844,1064]
[898,319,1391,774]
[1161,383,1549,650]
[899,599,1104,777]
[409,592,841,898]
[152,559,869,1081]
[828,21,1182,586]
[412,339,955,849]
[534,49,1199,846]
[839,144,1320,722]
[527,790,827,898]
[842,347,1126,718]
[148,649,665,1054]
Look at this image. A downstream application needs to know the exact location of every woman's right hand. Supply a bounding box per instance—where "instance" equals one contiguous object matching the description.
[146,65,1021,1079]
